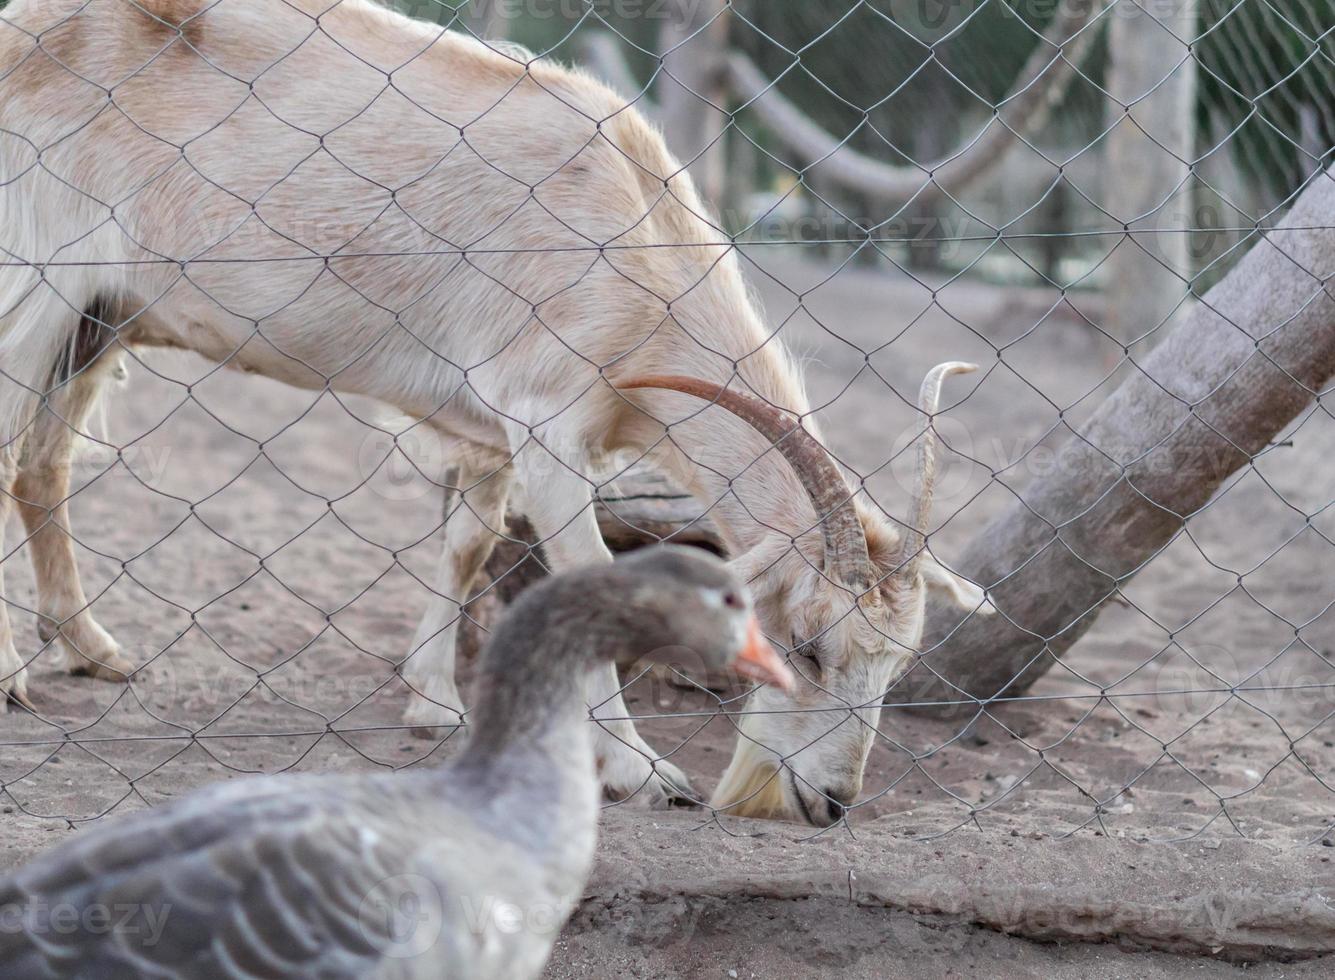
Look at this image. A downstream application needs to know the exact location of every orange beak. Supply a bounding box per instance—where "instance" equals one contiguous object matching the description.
[733,616,796,693]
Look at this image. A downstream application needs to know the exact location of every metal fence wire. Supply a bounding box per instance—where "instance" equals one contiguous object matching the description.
[1,0,1333,845]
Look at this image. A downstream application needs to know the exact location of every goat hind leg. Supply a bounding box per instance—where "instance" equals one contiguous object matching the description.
[0,284,113,706]
[14,365,131,682]
[0,455,34,710]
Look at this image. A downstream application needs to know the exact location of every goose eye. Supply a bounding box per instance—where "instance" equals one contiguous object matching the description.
[721,591,743,610]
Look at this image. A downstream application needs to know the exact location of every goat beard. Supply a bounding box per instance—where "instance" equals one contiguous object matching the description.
[709,737,790,820]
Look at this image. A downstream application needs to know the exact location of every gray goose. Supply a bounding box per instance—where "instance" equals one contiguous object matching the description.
[0,546,792,979]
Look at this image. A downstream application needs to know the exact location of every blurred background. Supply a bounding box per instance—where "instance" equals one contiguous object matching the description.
[413,0,1334,314]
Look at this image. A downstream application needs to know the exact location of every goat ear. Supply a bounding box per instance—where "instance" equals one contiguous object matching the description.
[919,556,993,614]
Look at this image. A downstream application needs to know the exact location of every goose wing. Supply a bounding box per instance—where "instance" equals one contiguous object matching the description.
[0,773,448,978]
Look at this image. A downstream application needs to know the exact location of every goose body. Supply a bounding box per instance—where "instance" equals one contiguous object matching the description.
[1,770,592,978]
[0,547,792,978]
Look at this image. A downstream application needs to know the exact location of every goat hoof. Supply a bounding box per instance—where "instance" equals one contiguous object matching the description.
[655,763,699,809]
[404,703,466,741]
[5,689,35,714]
[4,680,35,714]
[409,720,467,741]
[603,758,697,810]
[68,654,132,683]
[397,688,467,742]
[1,655,33,713]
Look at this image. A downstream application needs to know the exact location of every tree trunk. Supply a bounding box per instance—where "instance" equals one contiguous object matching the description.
[456,0,508,40]
[658,0,729,206]
[903,172,1335,713]
[1104,0,1197,344]
[580,31,651,114]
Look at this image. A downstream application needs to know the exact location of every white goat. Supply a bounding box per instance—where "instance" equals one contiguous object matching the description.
[0,0,986,821]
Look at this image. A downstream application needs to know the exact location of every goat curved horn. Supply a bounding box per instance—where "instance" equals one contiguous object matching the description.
[897,362,978,578]
[618,376,872,588]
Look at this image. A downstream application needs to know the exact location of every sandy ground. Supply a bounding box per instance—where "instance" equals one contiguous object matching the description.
[552,809,1335,977]
[1,253,1333,974]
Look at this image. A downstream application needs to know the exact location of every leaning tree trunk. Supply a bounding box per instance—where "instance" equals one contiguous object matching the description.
[903,171,1335,712]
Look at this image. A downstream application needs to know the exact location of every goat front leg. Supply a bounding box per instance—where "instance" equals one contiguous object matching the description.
[402,464,512,738]
[0,455,33,710]
[513,455,695,809]
[14,371,131,681]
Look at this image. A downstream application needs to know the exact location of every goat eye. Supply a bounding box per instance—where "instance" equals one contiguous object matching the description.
[790,637,821,674]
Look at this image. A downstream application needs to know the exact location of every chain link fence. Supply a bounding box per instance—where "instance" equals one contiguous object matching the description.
[1,0,1333,848]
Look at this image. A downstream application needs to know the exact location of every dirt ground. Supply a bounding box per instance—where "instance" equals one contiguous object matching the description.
[2,254,1333,974]
[553,810,1335,977]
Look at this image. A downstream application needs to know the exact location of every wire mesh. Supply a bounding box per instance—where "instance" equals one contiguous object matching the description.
[0,0,1332,846]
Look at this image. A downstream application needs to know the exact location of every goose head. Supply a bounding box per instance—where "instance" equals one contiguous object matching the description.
[464,546,794,762]
[598,545,794,691]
